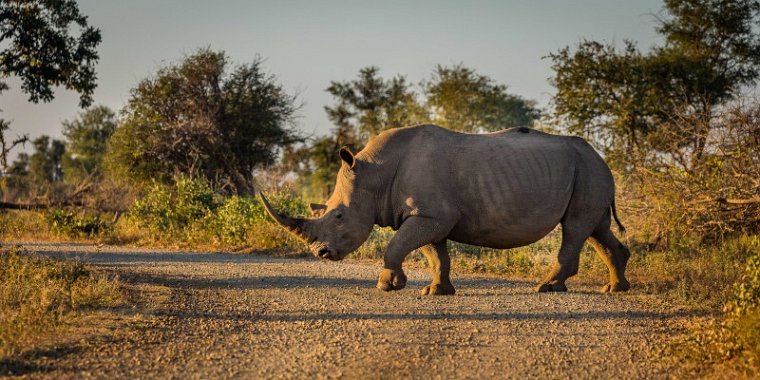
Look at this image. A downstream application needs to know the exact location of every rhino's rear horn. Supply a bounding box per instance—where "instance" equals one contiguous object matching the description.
[259,192,311,241]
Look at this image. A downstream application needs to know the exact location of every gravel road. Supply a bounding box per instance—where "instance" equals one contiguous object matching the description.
[5,242,694,379]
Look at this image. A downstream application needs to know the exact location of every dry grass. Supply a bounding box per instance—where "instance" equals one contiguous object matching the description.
[0,246,121,358]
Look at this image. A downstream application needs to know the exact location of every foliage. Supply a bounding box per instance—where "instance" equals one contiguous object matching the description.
[130,175,215,235]
[0,211,48,241]
[727,245,760,318]
[631,235,759,310]
[105,48,301,194]
[658,0,760,99]
[325,66,427,141]
[210,192,310,246]
[0,0,101,108]
[7,153,28,176]
[128,174,309,248]
[550,0,760,170]
[0,246,120,357]
[423,64,540,133]
[677,240,760,373]
[281,135,346,200]
[61,105,117,181]
[550,40,663,168]
[46,209,110,238]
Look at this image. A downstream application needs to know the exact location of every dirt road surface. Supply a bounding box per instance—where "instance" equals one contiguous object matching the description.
[5,243,695,379]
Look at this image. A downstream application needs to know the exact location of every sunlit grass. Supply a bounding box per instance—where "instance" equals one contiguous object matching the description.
[0,246,121,358]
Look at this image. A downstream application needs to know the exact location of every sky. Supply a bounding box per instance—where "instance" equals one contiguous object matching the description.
[1,0,665,157]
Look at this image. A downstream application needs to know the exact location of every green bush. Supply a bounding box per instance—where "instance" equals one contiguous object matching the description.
[633,235,760,309]
[730,249,760,317]
[211,194,309,245]
[128,175,310,249]
[723,247,760,367]
[46,209,111,238]
[352,226,396,259]
[130,175,216,235]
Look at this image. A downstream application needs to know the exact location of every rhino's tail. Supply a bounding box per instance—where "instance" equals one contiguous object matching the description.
[611,198,626,234]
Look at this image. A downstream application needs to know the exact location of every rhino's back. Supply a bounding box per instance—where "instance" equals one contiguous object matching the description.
[392,125,594,248]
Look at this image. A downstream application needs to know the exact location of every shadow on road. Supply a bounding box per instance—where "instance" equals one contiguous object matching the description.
[150,307,704,324]
[119,270,533,292]
[0,343,84,376]
[20,245,302,264]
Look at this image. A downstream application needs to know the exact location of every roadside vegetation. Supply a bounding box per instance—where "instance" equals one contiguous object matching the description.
[0,0,758,376]
[0,246,121,358]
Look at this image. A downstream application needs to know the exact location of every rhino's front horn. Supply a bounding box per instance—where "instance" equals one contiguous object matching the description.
[259,193,311,241]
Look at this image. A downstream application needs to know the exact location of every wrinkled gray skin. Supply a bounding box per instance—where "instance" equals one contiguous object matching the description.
[261,125,631,295]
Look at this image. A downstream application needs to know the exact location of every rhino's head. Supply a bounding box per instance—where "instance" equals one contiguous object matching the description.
[260,147,375,261]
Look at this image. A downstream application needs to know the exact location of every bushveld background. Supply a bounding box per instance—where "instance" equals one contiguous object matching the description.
[1,0,759,376]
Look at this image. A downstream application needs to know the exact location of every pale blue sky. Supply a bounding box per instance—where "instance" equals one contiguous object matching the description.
[1,0,664,155]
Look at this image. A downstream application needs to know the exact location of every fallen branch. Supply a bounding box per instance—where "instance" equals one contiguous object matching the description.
[714,197,760,205]
[0,201,46,210]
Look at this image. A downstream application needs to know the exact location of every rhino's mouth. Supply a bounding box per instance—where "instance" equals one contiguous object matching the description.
[312,243,340,261]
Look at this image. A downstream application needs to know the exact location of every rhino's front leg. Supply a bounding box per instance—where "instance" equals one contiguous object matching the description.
[420,240,455,295]
[377,216,450,292]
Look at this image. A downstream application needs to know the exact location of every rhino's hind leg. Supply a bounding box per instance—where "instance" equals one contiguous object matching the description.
[419,240,455,296]
[589,219,631,292]
[536,219,593,292]
[535,237,583,292]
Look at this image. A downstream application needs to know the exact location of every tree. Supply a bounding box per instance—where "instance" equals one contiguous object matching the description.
[656,0,760,167]
[60,105,116,181]
[281,136,344,199]
[106,49,300,194]
[325,66,427,141]
[0,0,101,108]
[8,152,29,176]
[287,67,426,198]
[29,135,65,183]
[549,41,664,167]
[423,64,540,133]
[550,0,760,170]
[0,0,100,183]
[0,120,29,175]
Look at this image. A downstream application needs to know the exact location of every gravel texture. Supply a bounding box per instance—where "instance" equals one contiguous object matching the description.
[4,242,693,379]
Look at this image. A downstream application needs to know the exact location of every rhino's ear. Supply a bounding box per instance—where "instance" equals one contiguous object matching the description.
[339,146,356,169]
[309,203,327,217]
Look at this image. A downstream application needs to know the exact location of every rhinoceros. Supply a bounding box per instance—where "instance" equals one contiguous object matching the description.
[261,124,630,295]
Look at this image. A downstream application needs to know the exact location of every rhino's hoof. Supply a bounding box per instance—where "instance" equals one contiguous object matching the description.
[377,268,407,292]
[421,283,456,296]
[536,283,568,292]
[600,281,630,293]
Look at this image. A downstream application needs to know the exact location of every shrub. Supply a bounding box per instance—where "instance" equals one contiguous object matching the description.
[730,249,760,317]
[127,174,311,249]
[722,247,760,368]
[0,211,48,240]
[678,241,760,372]
[351,226,396,260]
[130,175,216,235]
[46,209,111,238]
[620,102,760,248]
[211,193,310,246]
